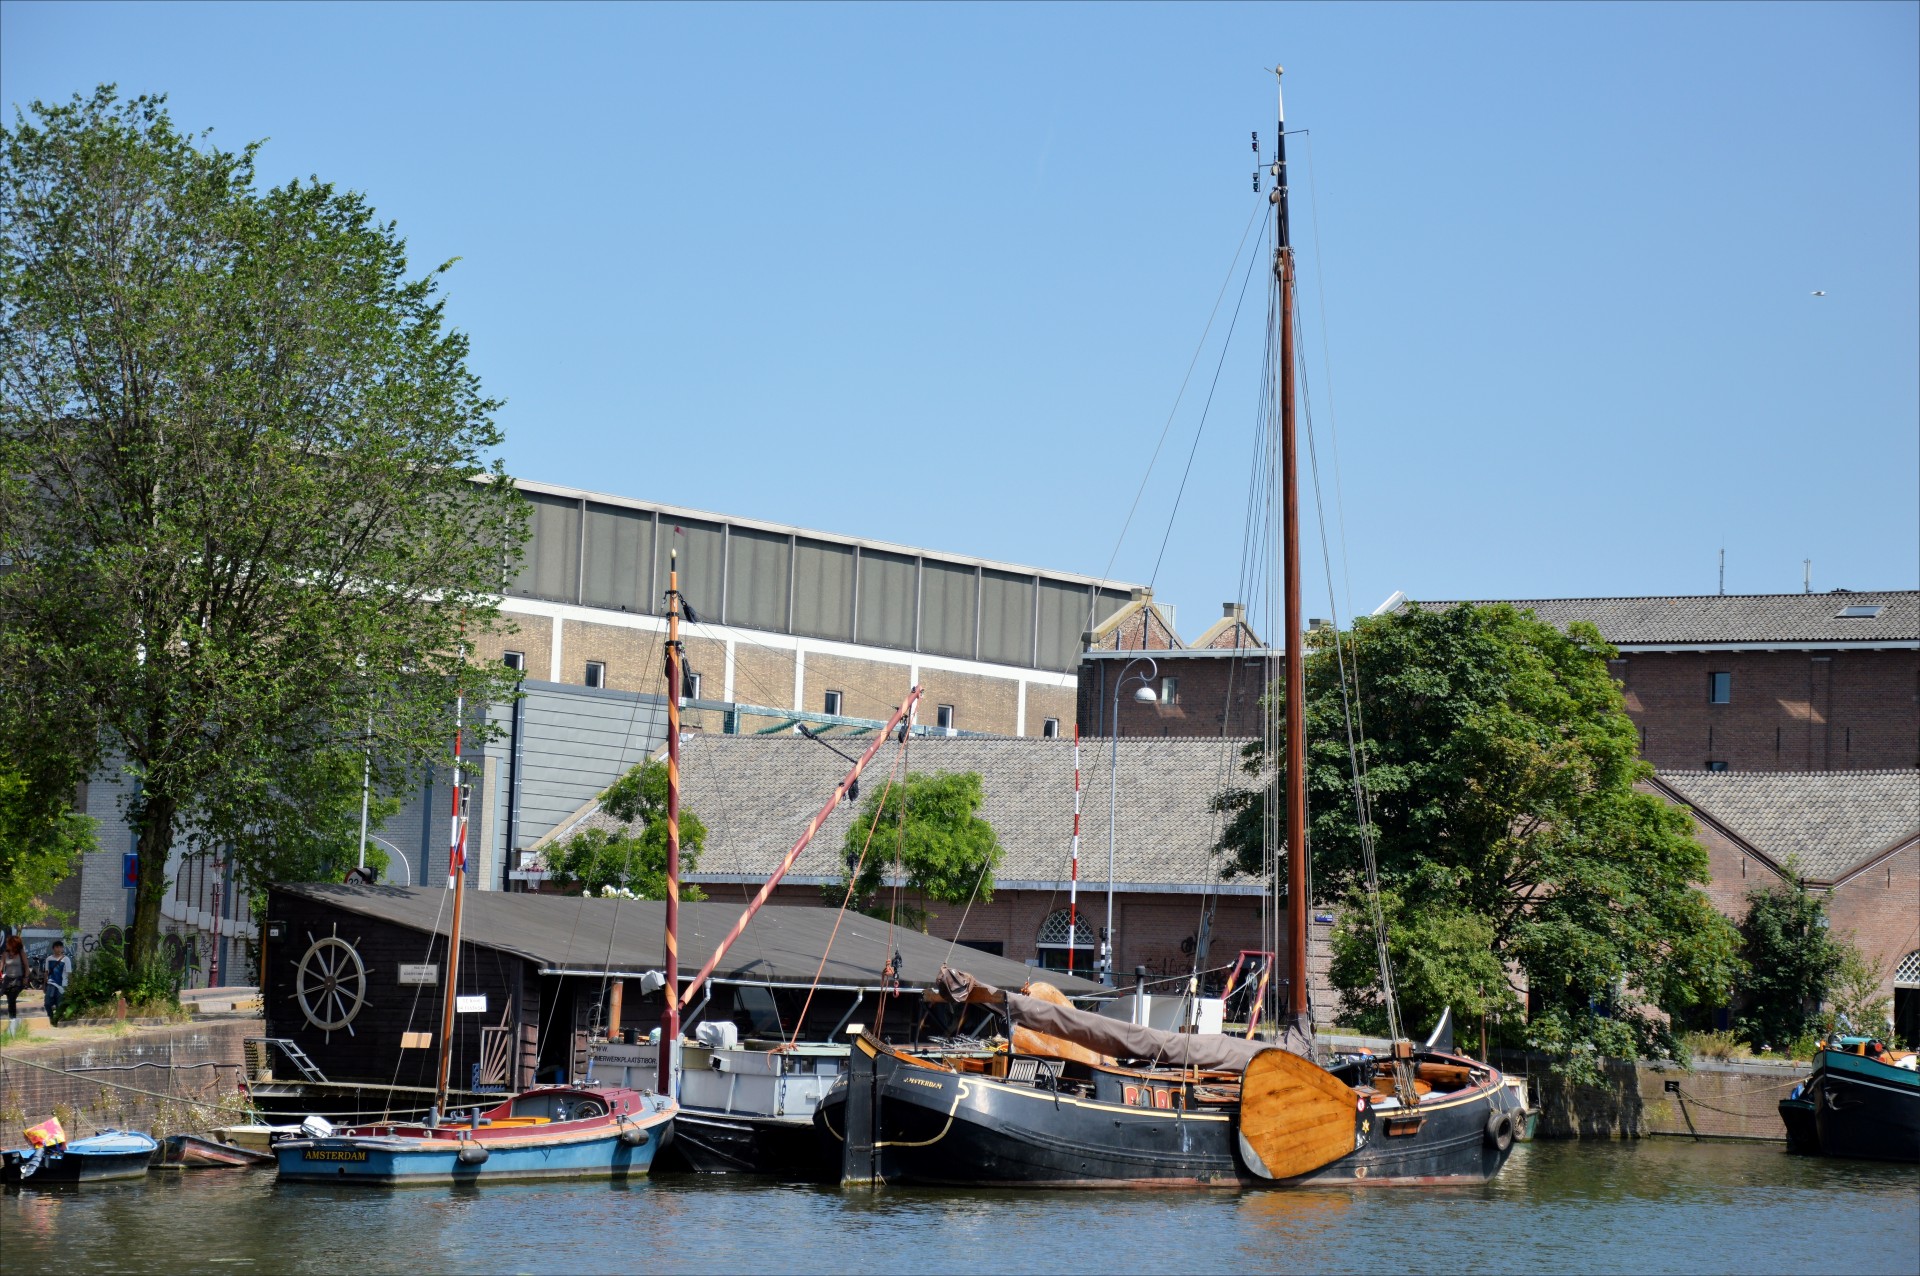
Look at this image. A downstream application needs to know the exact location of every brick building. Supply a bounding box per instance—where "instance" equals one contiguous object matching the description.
[531,734,1280,995]
[1410,591,1918,772]
[1648,770,1919,1043]
[45,479,1145,975]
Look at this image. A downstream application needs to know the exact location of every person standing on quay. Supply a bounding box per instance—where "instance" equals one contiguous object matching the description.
[0,934,25,1026]
[43,940,71,1025]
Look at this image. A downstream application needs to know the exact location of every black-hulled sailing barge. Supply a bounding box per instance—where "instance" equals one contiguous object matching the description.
[816,67,1524,1189]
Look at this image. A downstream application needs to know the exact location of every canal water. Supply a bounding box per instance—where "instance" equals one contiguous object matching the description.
[3,1140,1915,1274]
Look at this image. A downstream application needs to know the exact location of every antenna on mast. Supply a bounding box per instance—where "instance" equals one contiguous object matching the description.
[1803,559,1812,594]
[1718,548,1725,596]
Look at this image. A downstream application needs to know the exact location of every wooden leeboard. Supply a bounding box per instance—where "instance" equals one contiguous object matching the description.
[1236,1047,1362,1180]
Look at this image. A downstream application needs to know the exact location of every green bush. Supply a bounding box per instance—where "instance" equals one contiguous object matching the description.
[56,940,183,1021]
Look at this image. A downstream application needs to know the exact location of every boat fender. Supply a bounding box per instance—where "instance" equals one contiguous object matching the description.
[618,1125,651,1148]
[1484,1109,1514,1152]
[456,1141,490,1165]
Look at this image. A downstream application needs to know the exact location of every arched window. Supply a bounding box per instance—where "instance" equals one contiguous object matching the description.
[1035,908,1095,974]
[1895,950,1920,1050]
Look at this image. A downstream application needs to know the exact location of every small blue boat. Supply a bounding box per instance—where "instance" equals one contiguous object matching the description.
[1,1130,159,1184]
[273,1084,674,1185]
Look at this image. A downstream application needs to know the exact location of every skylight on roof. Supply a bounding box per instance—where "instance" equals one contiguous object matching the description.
[1835,604,1883,619]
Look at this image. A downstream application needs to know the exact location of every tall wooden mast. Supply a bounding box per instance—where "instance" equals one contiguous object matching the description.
[660,550,683,1094]
[1272,66,1310,1037]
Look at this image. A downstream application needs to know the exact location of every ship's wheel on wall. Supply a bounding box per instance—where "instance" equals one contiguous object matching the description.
[294,924,370,1041]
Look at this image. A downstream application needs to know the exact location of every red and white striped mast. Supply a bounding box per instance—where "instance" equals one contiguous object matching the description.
[1067,726,1083,975]
[434,689,470,1114]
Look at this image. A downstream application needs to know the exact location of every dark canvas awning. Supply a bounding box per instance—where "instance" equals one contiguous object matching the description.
[275,883,1102,996]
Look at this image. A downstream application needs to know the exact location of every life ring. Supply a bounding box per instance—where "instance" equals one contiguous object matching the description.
[1484,1109,1515,1152]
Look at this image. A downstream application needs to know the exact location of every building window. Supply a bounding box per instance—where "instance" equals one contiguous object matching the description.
[502,650,525,672]
[1707,672,1731,704]
[1042,717,1060,739]
[936,704,955,731]
[1161,676,1179,706]
[683,671,702,701]
[584,661,606,689]
[1035,908,1096,974]
[823,690,843,716]
[1706,760,1728,772]
[1836,604,1883,619]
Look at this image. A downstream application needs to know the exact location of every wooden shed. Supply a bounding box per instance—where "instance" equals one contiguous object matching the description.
[260,883,1098,1106]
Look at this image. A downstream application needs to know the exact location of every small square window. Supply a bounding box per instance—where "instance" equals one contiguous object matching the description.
[584,661,606,689]
[823,690,843,716]
[1042,717,1060,739]
[1705,760,1728,772]
[1707,672,1730,704]
[936,704,955,731]
[1161,677,1180,706]
[502,650,525,672]
[683,671,702,701]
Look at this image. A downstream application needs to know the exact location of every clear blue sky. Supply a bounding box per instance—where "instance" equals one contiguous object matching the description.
[5,2,1915,630]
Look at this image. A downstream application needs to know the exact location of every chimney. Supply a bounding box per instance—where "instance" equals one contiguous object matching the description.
[1223,602,1245,621]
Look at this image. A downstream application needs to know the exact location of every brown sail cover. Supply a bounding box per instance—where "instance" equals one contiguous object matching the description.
[930,967,1267,1073]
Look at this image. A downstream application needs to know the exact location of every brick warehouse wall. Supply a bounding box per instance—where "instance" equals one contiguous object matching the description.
[1078,654,1270,740]
[1617,648,1918,771]
[1826,842,1920,1003]
[1497,1051,1807,1140]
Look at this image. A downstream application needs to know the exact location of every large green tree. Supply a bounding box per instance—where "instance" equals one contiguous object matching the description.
[0,88,526,963]
[1215,603,1740,1075]
[828,770,1002,928]
[1734,875,1844,1051]
[547,761,707,899]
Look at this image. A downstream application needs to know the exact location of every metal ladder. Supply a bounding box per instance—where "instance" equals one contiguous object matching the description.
[247,1037,329,1084]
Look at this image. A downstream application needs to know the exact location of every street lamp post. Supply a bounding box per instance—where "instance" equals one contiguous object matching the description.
[1105,657,1159,987]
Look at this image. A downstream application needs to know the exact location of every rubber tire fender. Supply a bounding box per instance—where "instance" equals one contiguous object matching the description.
[1484,1109,1515,1152]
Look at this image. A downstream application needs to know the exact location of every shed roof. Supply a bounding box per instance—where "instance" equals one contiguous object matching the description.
[537,734,1261,894]
[1652,770,1919,881]
[1407,591,1917,646]
[277,882,1101,994]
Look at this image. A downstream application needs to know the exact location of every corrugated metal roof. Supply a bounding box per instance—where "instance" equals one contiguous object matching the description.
[1408,591,1917,645]
[1653,769,1919,880]
[279,882,1102,994]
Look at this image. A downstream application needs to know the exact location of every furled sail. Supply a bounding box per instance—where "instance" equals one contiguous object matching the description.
[930,966,1268,1074]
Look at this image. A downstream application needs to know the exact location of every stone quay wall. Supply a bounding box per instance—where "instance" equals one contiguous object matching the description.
[1496,1050,1805,1141]
[0,1019,260,1146]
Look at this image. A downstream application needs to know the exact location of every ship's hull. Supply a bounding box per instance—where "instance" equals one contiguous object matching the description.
[274,1125,664,1185]
[1,1131,158,1183]
[1808,1050,1920,1163]
[273,1085,675,1186]
[1778,1094,1820,1154]
[818,1037,1518,1188]
[662,1108,830,1179]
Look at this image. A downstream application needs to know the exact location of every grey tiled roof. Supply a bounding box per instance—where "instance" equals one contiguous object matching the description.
[1654,770,1920,880]
[1409,591,1917,645]
[547,734,1262,892]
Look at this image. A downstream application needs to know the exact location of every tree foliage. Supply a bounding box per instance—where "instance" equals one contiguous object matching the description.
[1216,603,1741,1075]
[0,765,96,928]
[827,771,1002,928]
[1734,875,1843,1051]
[547,761,706,900]
[0,88,527,963]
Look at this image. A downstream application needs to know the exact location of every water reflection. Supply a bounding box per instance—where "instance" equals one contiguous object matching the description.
[4,1141,1915,1275]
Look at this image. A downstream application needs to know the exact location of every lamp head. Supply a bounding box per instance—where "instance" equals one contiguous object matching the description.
[1132,686,1158,704]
